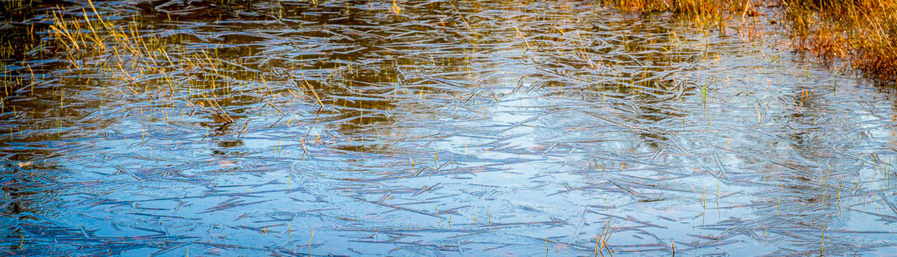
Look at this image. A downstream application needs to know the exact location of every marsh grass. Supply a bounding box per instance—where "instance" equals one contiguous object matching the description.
[606,0,897,81]
[33,0,309,126]
[785,0,897,81]
[605,0,755,16]
[602,0,758,32]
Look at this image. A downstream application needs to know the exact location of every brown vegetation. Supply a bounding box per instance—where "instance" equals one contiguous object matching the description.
[606,0,897,81]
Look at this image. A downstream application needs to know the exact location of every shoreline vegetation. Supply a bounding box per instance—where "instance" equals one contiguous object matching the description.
[1,0,895,89]
[604,0,897,82]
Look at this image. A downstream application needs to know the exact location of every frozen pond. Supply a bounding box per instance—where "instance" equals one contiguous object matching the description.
[1,0,896,255]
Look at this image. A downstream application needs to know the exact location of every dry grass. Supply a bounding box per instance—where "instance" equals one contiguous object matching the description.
[602,0,758,30]
[606,0,897,81]
[603,0,752,15]
[785,0,897,80]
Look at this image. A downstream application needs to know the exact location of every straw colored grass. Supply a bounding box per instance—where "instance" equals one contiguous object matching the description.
[606,0,897,81]
[785,0,897,80]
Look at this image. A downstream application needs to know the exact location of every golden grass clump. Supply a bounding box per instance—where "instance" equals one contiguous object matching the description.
[785,0,897,80]
[605,0,897,81]
[604,0,752,15]
[602,0,758,30]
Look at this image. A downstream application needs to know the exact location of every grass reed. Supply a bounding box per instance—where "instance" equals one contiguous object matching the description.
[785,0,897,81]
[605,0,897,81]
